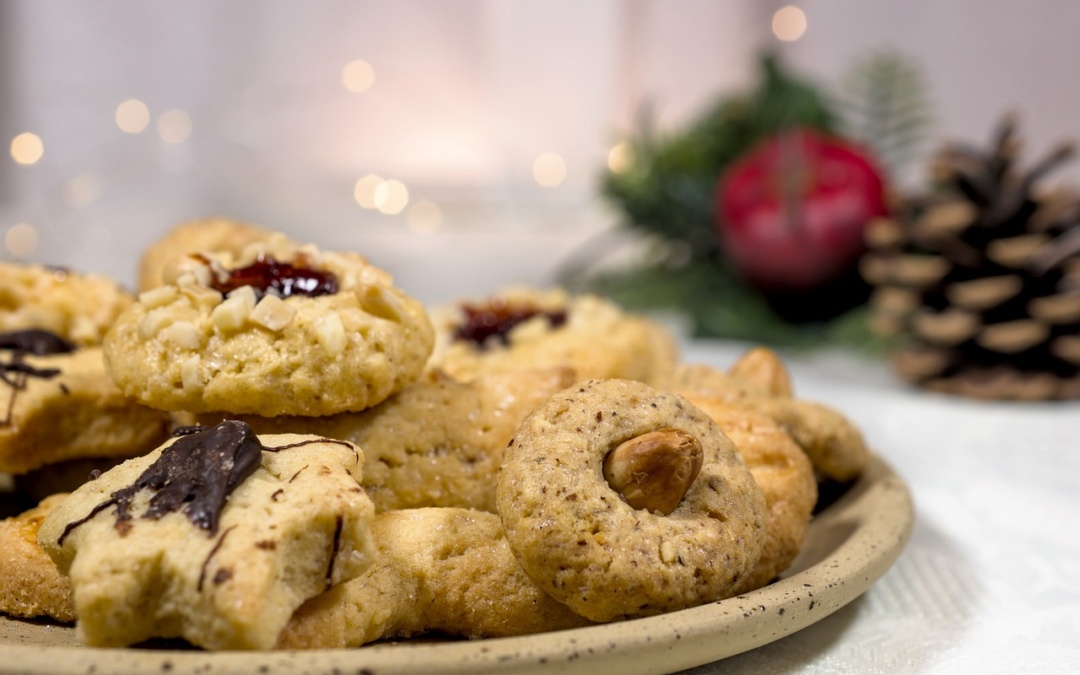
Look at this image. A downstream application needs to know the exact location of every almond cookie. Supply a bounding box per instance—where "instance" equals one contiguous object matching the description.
[428,286,678,385]
[37,421,376,650]
[0,262,133,347]
[496,378,767,623]
[280,507,592,648]
[104,237,434,416]
[138,216,278,292]
[0,332,171,475]
[212,367,575,512]
[0,494,75,621]
[666,353,869,482]
[679,396,817,591]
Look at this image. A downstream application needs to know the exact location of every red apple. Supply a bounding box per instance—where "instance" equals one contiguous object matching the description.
[716,128,888,292]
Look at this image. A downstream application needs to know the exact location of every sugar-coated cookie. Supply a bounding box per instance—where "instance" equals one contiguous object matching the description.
[105,237,434,416]
[497,379,767,622]
[679,396,817,590]
[428,286,678,385]
[0,494,75,621]
[0,336,171,475]
[38,421,376,650]
[279,507,591,648]
[0,262,133,347]
[216,367,575,512]
[666,351,869,483]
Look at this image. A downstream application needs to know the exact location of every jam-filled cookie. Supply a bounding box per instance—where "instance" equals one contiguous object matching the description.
[0,330,171,475]
[211,367,575,512]
[0,262,133,347]
[497,378,767,622]
[104,237,434,416]
[427,286,678,385]
[280,507,591,649]
[38,421,377,650]
[138,216,278,292]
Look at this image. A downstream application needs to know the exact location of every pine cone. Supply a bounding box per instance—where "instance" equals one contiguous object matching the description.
[861,114,1080,400]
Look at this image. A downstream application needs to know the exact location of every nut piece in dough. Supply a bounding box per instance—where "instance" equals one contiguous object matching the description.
[602,428,703,515]
[38,422,376,650]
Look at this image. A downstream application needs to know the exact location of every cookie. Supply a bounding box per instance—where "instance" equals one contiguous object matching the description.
[209,367,575,512]
[0,494,75,621]
[0,262,133,347]
[666,354,869,483]
[37,421,376,650]
[496,379,767,622]
[679,395,817,591]
[104,237,434,416]
[0,337,172,475]
[279,507,591,648]
[138,216,278,292]
[667,346,794,399]
[428,287,678,384]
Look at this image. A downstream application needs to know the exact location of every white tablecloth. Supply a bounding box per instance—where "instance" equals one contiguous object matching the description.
[679,341,1080,675]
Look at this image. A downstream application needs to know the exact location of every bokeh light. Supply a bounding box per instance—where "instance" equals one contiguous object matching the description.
[374,179,409,214]
[342,60,376,93]
[354,174,384,208]
[116,99,151,133]
[10,132,44,165]
[533,152,567,187]
[64,173,103,208]
[4,223,39,258]
[406,200,442,233]
[158,109,193,144]
[607,142,634,174]
[772,6,808,42]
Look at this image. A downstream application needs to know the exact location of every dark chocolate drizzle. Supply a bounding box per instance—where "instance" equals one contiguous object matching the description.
[58,420,264,545]
[1,329,76,426]
[453,298,568,348]
[325,515,344,590]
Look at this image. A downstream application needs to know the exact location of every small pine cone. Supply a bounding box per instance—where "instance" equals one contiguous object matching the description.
[861,114,1080,400]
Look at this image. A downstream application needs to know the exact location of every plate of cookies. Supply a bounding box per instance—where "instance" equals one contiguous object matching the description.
[0,218,913,675]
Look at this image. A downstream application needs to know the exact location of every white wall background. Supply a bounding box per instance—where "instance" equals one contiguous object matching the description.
[1,1,1078,303]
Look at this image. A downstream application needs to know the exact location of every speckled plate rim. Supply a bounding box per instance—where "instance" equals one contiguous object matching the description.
[0,451,913,675]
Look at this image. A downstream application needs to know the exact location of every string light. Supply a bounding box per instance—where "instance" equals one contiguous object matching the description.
[406,200,442,233]
[772,6,807,42]
[116,99,150,133]
[374,179,409,215]
[158,109,192,144]
[4,223,38,258]
[342,60,375,93]
[354,174,384,208]
[607,142,633,174]
[10,133,44,165]
[533,152,567,187]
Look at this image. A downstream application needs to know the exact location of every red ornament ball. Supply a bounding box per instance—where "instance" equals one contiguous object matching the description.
[716,128,888,293]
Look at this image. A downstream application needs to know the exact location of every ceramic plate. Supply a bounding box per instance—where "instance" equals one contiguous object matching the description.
[0,451,913,675]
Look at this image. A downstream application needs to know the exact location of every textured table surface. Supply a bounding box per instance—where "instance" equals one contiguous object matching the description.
[681,341,1080,675]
